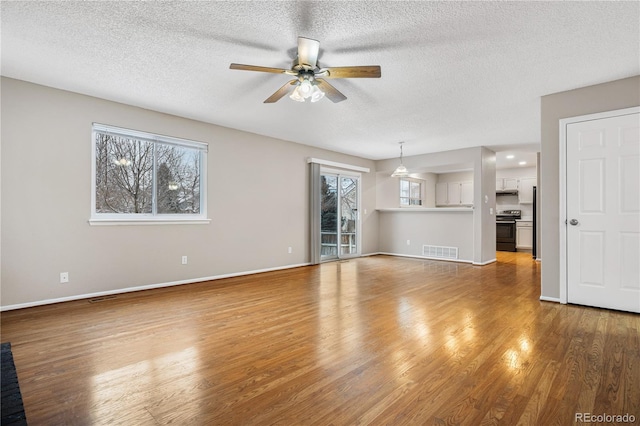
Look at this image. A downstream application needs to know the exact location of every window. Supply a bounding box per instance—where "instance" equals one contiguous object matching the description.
[91,123,208,224]
[400,178,423,206]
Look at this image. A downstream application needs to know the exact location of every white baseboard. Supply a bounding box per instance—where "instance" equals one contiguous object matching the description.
[0,262,311,312]
[376,252,494,266]
[358,252,380,258]
[377,252,473,264]
[539,296,561,303]
[473,258,496,266]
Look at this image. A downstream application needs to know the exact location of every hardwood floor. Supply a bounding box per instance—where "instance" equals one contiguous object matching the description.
[1,253,638,425]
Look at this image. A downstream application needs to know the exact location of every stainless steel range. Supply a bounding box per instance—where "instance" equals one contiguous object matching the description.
[496,210,521,252]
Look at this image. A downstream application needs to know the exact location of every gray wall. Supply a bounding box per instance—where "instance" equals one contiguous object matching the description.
[378,210,474,261]
[0,77,378,308]
[476,146,497,264]
[540,75,640,300]
[376,146,496,265]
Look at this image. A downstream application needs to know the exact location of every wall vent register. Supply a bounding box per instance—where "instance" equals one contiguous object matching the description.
[423,245,459,260]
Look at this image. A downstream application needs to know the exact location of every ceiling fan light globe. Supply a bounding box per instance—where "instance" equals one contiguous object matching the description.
[310,85,325,102]
[289,87,305,102]
[299,80,313,97]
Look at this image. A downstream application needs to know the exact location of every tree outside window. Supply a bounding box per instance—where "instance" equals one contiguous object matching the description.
[92,124,206,222]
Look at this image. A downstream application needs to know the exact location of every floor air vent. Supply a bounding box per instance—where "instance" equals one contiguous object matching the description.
[422,245,459,260]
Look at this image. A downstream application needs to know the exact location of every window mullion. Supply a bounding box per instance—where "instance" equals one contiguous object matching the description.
[198,153,204,213]
[152,142,157,216]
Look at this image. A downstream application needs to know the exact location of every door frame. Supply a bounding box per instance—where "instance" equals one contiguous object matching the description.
[320,167,362,261]
[558,106,640,304]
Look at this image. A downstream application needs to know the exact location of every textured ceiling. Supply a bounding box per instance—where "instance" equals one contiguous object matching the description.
[2,1,639,160]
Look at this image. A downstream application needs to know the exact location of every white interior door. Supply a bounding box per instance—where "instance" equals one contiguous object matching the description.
[565,109,640,313]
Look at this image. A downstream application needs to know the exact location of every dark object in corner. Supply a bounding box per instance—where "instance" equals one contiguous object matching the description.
[1,342,28,425]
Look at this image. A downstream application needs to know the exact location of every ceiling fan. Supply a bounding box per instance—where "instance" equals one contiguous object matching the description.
[229,37,381,103]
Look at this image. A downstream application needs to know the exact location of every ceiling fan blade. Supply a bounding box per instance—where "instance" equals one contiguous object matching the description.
[315,79,347,103]
[322,66,381,79]
[264,80,297,103]
[296,37,320,69]
[230,63,292,74]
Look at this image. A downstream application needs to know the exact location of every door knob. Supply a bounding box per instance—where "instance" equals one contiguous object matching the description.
[569,219,579,226]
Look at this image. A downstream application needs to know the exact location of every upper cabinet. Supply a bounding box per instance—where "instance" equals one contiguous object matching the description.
[435,182,448,206]
[518,177,536,204]
[460,181,474,205]
[436,181,473,206]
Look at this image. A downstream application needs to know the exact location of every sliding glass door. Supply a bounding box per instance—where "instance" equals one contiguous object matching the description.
[320,171,360,261]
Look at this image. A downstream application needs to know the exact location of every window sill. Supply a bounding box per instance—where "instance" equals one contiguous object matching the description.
[89,217,211,226]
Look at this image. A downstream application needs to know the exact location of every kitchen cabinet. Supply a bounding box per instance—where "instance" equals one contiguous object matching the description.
[460,181,474,205]
[516,221,533,249]
[447,183,460,205]
[436,181,473,206]
[435,182,448,206]
[518,177,536,204]
[496,178,518,191]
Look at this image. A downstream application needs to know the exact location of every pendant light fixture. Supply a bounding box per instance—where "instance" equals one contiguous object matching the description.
[391,142,409,177]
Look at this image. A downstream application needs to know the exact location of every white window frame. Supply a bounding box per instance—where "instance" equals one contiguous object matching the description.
[90,123,210,226]
[399,177,424,207]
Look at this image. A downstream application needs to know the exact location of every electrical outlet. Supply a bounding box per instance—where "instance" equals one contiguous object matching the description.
[181,256,188,265]
[406,239,411,246]
[60,272,69,283]
[288,247,292,254]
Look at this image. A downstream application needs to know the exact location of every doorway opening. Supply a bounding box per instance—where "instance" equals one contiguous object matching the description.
[495,151,539,261]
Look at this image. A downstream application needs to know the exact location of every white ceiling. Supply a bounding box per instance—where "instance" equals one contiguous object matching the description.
[1,1,638,160]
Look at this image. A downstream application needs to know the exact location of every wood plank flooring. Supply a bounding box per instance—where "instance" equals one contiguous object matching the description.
[1,253,638,425]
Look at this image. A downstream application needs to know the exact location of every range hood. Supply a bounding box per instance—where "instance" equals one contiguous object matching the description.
[496,189,518,195]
